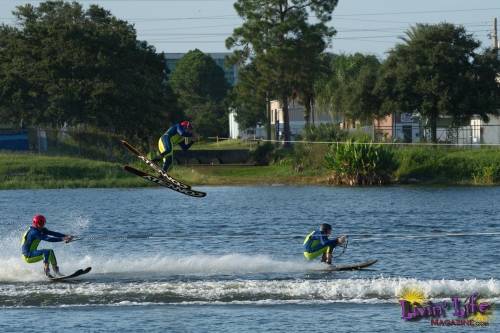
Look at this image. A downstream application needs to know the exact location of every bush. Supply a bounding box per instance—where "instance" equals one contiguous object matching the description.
[250,142,275,165]
[325,141,398,185]
[301,124,348,142]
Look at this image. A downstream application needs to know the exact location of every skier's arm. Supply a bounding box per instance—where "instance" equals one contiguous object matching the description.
[176,124,193,138]
[44,229,65,238]
[179,141,194,151]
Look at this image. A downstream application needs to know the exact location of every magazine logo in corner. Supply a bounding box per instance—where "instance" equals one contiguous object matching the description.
[398,286,493,327]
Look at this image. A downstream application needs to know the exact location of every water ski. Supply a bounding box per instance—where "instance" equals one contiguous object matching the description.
[120,140,190,189]
[316,259,377,271]
[123,165,206,198]
[49,267,92,281]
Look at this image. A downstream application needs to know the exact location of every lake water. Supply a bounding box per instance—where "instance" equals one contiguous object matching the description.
[1,186,499,332]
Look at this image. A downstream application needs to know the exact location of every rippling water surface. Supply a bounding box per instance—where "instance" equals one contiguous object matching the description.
[1,186,499,332]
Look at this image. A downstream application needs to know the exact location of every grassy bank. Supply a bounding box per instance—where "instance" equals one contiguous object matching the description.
[0,152,324,189]
[0,153,145,189]
[171,165,327,185]
[1,146,500,189]
[395,147,500,185]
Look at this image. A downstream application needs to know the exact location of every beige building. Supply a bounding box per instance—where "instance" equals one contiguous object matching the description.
[270,99,334,138]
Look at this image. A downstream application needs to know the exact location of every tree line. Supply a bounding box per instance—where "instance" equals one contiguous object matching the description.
[0,1,230,142]
[228,1,500,143]
[0,1,499,144]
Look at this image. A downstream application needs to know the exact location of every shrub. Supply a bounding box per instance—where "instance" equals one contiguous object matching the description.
[325,141,398,185]
[250,142,275,165]
[301,124,348,142]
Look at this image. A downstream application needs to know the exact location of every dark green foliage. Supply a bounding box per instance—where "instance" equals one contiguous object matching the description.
[376,23,500,142]
[169,49,229,137]
[229,63,267,130]
[315,53,382,122]
[250,142,275,165]
[325,141,398,185]
[0,1,179,140]
[300,123,348,142]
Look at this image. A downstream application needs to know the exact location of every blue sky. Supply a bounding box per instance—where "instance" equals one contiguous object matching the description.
[0,0,498,58]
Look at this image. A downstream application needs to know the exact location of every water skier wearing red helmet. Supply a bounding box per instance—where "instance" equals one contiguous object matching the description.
[153,121,194,172]
[21,215,74,278]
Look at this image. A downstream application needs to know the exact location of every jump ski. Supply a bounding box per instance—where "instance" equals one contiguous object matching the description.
[121,140,190,189]
[124,165,206,198]
[315,259,378,271]
[49,267,92,281]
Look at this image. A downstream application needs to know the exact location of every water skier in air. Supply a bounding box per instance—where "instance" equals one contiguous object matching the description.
[303,223,347,265]
[21,215,74,277]
[153,121,194,171]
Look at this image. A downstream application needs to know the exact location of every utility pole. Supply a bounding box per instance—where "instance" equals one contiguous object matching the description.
[266,92,271,140]
[493,17,498,50]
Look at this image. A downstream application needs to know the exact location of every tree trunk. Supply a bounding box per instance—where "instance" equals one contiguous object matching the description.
[304,94,311,126]
[282,93,291,148]
[430,112,437,143]
[310,96,315,125]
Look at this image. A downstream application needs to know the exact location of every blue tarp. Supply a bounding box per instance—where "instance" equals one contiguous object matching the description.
[0,131,29,150]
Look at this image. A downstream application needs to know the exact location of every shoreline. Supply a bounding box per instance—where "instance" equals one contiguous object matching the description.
[1,152,499,189]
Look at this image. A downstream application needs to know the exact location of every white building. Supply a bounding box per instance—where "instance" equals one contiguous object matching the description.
[270,99,334,138]
[468,115,500,144]
[228,110,266,139]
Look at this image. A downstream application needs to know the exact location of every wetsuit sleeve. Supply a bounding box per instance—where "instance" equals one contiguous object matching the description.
[40,229,65,242]
[176,124,193,138]
[45,229,65,238]
[179,141,194,151]
[320,234,338,247]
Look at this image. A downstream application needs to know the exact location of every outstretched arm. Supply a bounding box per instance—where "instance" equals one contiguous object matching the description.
[319,234,338,248]
[40,234,64,242]
[179,141,194,151]
[43,229,74,243]
[45,229,65,238]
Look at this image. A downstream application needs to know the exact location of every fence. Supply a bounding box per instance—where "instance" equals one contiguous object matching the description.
[0,127,140,162]
[0,128,257,165]
[373,124,500,145]
[2,125,500,165]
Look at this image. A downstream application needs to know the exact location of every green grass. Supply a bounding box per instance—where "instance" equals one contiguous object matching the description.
[170,164,326,185]
[0,152,145,189]
[1,146,500,189]
[187,139,258,150]
[0,152,325,189]
[394,147,500,185]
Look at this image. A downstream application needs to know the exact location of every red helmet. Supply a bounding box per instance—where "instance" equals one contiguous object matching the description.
[32,215,46,228]
[180,121,192,130]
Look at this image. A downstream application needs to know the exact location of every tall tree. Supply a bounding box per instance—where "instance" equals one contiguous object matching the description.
[230,62,268,130]
[169,49,229,137]
[293,26,331,126]
[226,0,338,146]
[314,53,381,124]
[0,1,179,140]
[376,23,500,142]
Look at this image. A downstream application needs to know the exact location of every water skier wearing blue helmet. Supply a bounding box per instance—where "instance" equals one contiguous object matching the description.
[303,223,347,265]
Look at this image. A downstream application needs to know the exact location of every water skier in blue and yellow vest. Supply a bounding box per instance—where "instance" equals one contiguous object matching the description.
[303,223,347,265]
[21,215,74,277]
[153,121,194,171]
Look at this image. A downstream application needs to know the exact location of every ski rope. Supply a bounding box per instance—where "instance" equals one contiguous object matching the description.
[333,237,348,259]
